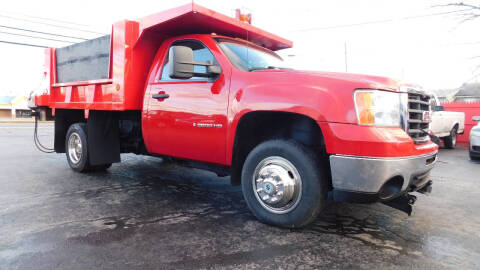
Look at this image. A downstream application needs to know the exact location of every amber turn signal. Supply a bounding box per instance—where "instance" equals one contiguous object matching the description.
[354,91,375,125]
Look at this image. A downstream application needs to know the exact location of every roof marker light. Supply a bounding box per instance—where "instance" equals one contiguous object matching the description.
[235,9,252,24]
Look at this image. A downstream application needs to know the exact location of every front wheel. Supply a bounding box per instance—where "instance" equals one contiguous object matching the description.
[241,140,328,228]
[443,127,457,149]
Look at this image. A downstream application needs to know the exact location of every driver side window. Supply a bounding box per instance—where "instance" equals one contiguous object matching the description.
[160,40,217,81]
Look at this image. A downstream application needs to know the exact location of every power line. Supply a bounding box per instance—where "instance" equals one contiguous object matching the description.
[0,40,47,48]
[0,25,88,40]
[0,10,90,27]
[0,30,75,43]
[0,14,106,35]
[465,72,480,83]
[291,8,473,33]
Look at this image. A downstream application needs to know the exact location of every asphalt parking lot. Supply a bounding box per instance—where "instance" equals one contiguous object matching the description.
[0,122,479,269]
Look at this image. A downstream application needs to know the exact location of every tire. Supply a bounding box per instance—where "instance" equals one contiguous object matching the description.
[470,151,480,161]
[241,140,328,228]
[443,127,457,149]
[65,123,111,172]
[91,163,112,171]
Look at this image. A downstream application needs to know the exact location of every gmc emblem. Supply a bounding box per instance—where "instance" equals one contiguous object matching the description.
[422,111,431,123]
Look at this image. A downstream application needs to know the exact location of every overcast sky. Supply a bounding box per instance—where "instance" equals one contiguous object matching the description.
[0,0,479,96]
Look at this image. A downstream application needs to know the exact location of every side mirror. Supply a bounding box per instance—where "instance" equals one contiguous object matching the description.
[169,45,221,79]
[434,105,444,111]
[169,46,194,79]
[473,116,480,122]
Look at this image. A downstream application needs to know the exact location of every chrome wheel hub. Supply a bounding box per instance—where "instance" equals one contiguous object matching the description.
[68,132,82,164]
[253,156,302,214]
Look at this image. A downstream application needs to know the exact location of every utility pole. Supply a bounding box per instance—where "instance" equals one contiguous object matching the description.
[344,41,348,72]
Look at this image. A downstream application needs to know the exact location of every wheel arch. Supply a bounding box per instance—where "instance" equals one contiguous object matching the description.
[229,110,330,186]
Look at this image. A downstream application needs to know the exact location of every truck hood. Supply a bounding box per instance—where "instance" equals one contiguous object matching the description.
[240,69,424,124]
[257,69,409,92]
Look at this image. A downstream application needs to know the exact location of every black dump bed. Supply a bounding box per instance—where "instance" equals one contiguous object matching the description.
[55,35,111,83]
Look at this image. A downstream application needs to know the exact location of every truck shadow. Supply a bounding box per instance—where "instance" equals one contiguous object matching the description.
[69,157,422,255]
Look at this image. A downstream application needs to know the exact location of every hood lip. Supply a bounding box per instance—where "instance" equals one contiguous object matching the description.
[254,69,408,92]
[249,69,429,94]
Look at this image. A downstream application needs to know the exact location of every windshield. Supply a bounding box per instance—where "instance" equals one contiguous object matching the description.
[215,38,290,71]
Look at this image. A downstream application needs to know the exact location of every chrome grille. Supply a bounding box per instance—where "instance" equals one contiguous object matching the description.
[407,92,430,143]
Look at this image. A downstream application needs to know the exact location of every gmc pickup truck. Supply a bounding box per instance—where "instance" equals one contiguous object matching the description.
[30,4,438,228]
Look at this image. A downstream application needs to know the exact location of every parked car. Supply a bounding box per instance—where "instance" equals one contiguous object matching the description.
[429,95,465,148]
[470,116,480,160]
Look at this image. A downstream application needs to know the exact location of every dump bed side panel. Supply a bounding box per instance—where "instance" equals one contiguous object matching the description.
[41,21,143,112]
[56,35,111,83]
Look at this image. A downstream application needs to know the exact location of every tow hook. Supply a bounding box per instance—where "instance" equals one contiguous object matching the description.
[417,181,433,195]
[382,194,417,216]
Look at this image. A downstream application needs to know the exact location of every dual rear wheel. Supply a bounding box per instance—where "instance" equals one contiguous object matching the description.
[65,123,111,172]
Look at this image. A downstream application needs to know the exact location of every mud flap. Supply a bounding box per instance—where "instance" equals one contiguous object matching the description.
[382,194,417,216]
[87,111,120,165]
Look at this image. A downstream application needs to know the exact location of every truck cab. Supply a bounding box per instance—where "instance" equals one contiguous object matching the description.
[30,4,438,228]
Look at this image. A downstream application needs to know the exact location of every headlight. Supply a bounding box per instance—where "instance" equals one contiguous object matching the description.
[354,90,402,127]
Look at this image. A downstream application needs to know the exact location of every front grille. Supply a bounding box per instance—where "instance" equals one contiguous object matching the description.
[473,146,480,152]
[407,92,430,143]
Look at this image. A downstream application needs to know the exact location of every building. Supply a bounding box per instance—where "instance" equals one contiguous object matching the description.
[0,96,32,119]
[0,96,15,118]
[454,83,480,102]
[432,88,458,102]
[432,83,480,102]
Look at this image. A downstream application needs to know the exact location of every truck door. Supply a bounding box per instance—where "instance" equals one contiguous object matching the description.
[144,39,229,165]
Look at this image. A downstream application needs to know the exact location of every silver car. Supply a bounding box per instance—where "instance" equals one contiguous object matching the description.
[470,116,480,160]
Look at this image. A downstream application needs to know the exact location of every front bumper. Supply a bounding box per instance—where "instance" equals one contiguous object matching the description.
[470,132,480,152]
[330,151,437,201]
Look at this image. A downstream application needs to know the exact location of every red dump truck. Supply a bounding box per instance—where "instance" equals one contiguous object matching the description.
[30,3,438,228]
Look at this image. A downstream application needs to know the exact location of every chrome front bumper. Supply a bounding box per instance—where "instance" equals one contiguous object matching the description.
[329,151,437,194]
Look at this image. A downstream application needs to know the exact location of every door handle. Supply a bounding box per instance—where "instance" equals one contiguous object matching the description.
[152,93,169,99]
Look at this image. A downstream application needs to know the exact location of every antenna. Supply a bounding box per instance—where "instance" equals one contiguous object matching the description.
[235,8,252,69]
